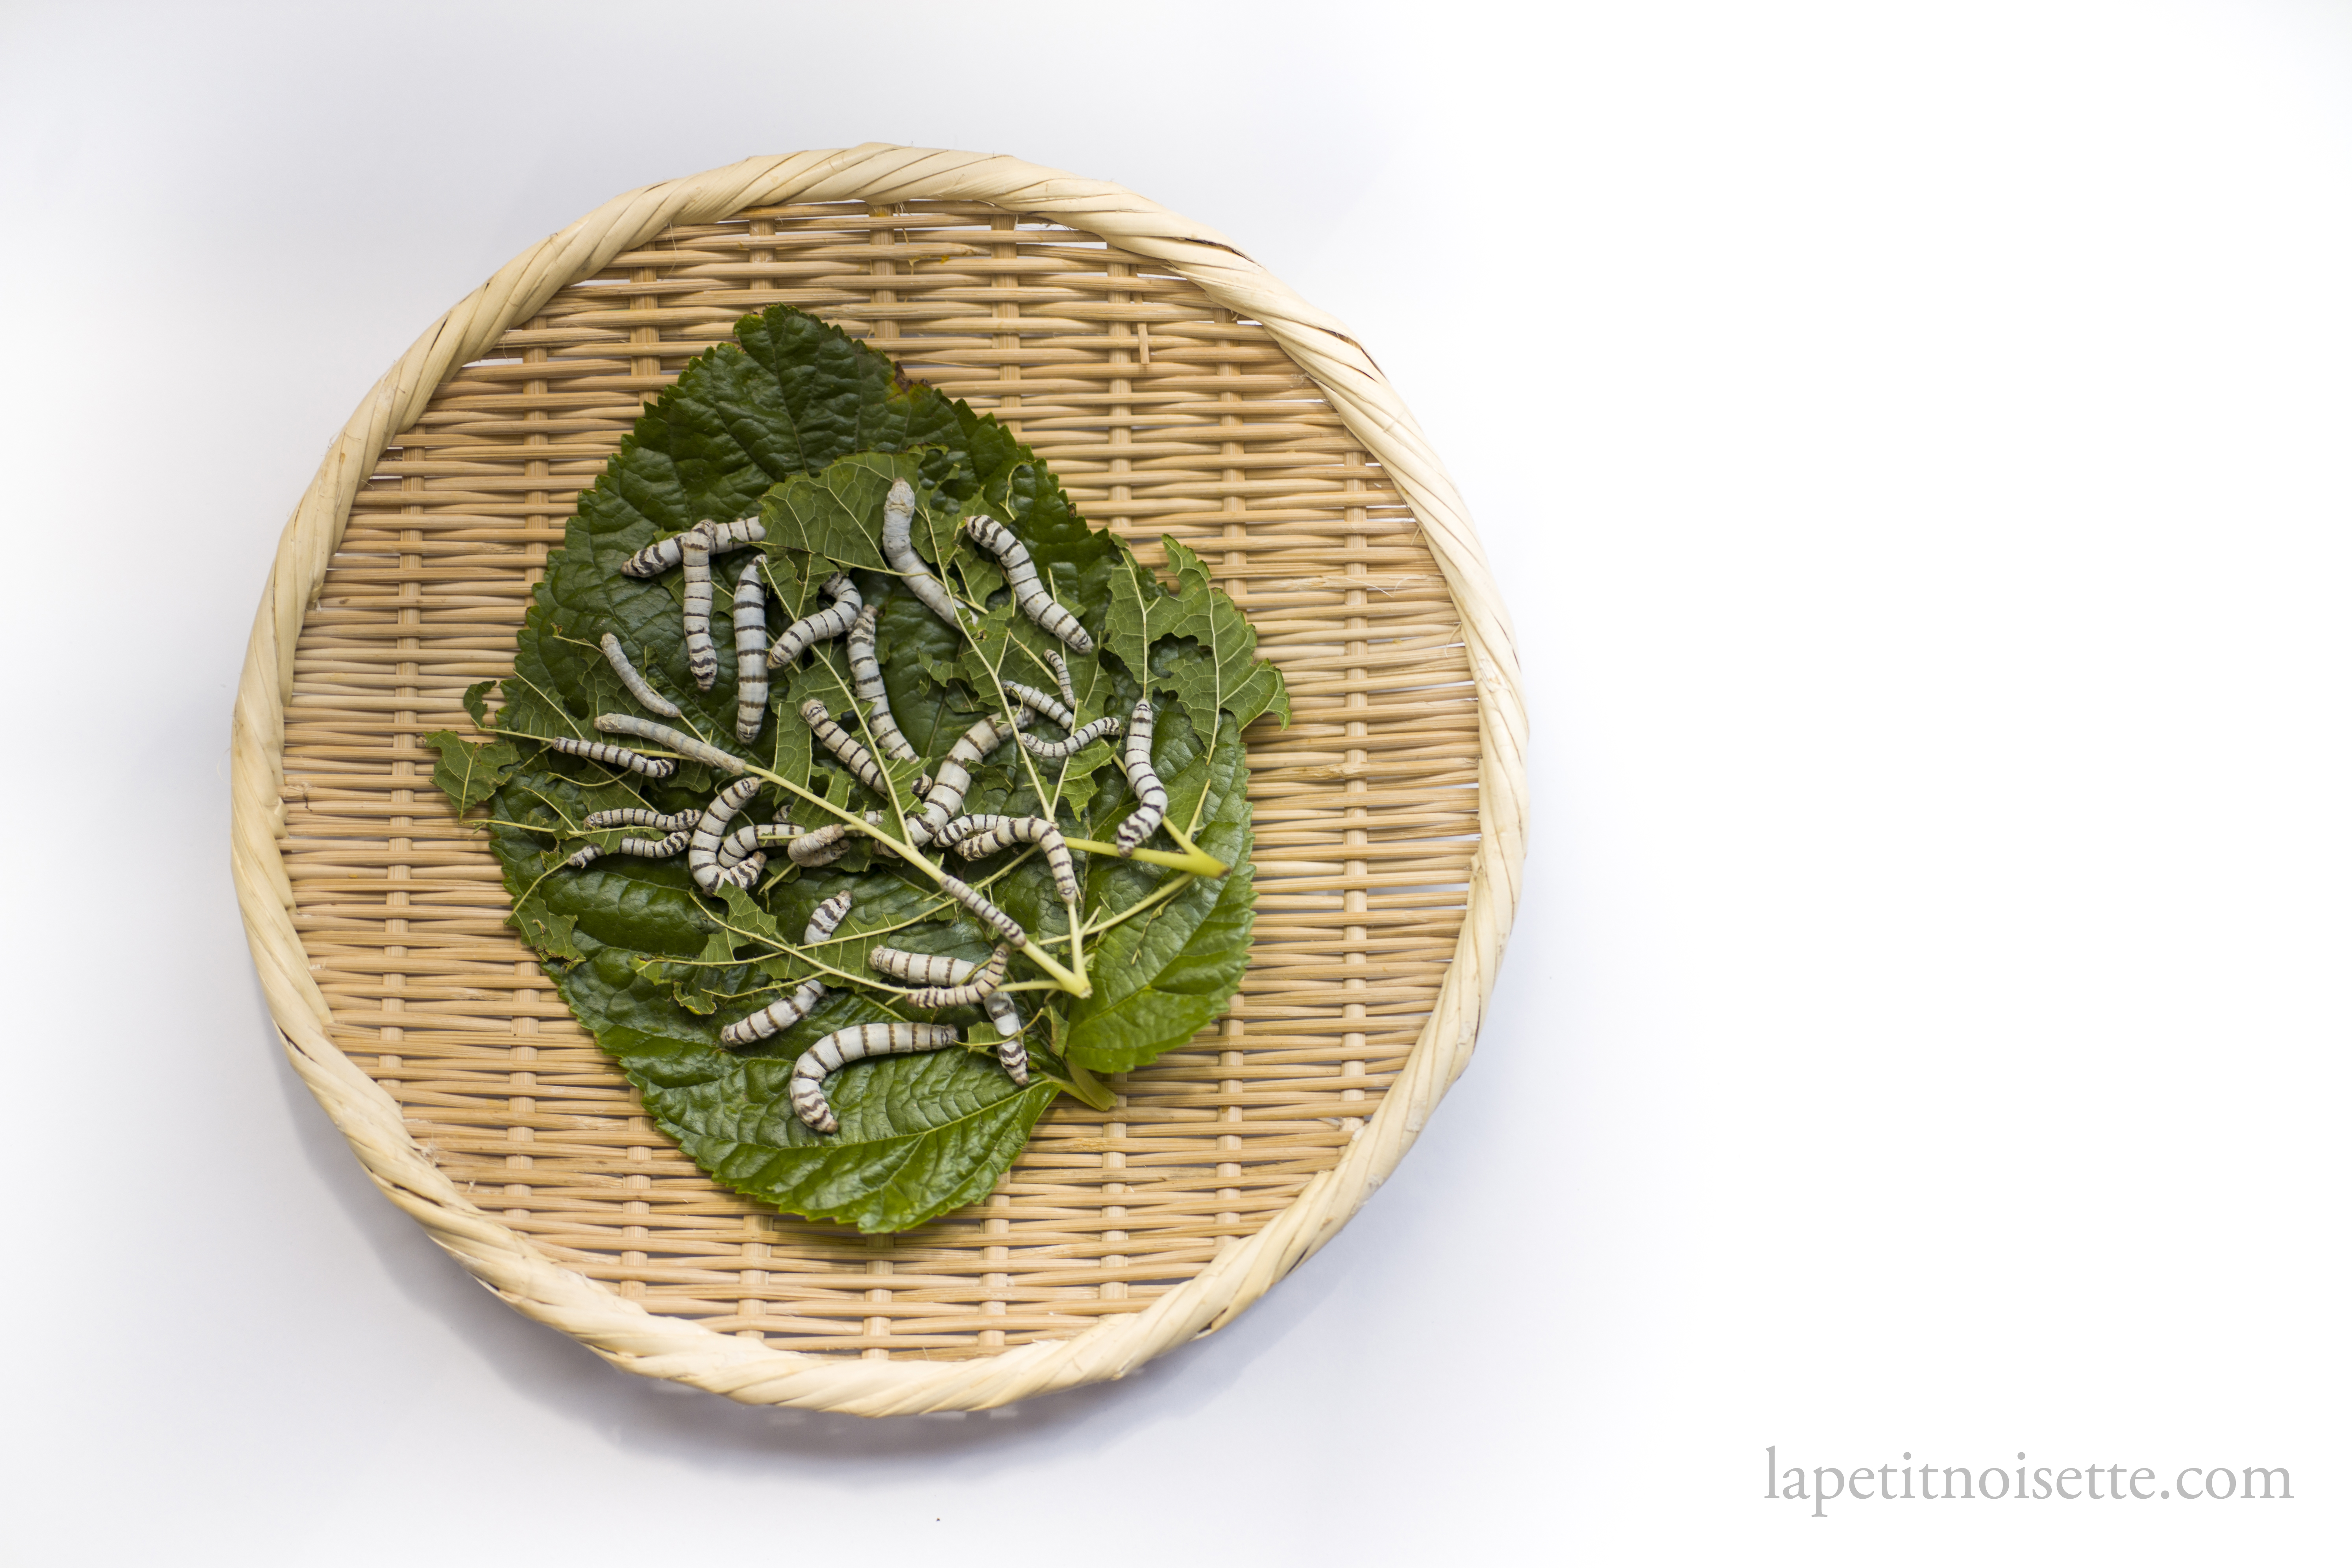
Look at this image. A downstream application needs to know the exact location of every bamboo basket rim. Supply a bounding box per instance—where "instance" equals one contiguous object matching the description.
[229,144,1530,1416]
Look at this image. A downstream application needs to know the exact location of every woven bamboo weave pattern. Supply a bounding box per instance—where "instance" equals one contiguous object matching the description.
[235,148,1527,1414]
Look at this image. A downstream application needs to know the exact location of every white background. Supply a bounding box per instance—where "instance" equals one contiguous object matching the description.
[2,2,2346,1562]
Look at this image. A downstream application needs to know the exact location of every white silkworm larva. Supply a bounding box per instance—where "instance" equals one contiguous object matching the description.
[982,993,1030,1084]
[1045,648,1076,712]
[908,710,1025,844]
[620,516,767,577]
[846,603,918,761]
[754,822,805,847]
[717,892,853,1047]
[880,478,963,628]
[594,714,748,774]
[1004,681,1074,730]
[767,571,862,668]
[581,807,698,831]
[564,845,603,869]
[789,1023,962,1133]
[866,947,983,987]
[936,814,1080,902]
[732,562,769,742]
[800,699,895,796]
[598,633,682,719]
[1114,697,1169,855]
[564,825,693,870]
[937,873,1026,947]
[681,531,717,690]
[962,515,1093,652]
[688,777,764,892]
[905,946,1008,1009]
[784,810,892,867]
[541,735,677,778]
[717,823,761,867]
[1018,714,1124,761]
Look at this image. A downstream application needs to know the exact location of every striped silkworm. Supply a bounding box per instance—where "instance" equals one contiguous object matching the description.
[784,810,894,867]
[621,516,767,577]
[982,994,1030,1084]
[1004,681,1074,730]
[564,844,602,869]
[789,1023,962,1133]
[935,814,1080,902]
[1018,714,1124,762]
[963,515,1093,652]
[936,873,1026,947]
[688,777,764,892]
[908,710,1025,845]
[563,825,692,871]
[1115,696,1169,855]
[768,571,861,668]
[582,807,698,831]
[866,947,986,987]
[754,822,806,847]
[681,531,718,690]
[598,633,682,719]
[846,603,919,762]
[718,890,852,1047]
[594,714,747,774]
[880,477,963,628]
[801,700,895,797]
[1046,649,1076,711]
[540,734,677,778]
[732,562,769,741]
[906,946,1008,1009]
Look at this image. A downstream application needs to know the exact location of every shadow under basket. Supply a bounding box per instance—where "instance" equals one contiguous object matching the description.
[231,145,1529,1416]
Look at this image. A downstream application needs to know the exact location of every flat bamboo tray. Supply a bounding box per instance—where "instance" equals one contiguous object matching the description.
[230,146,1528,1416]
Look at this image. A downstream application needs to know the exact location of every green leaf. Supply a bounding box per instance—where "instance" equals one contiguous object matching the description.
[419,304,1282,1231]
[422,730,518,810]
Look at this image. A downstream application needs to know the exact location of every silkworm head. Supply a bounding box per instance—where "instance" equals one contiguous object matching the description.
[799,699,829,725]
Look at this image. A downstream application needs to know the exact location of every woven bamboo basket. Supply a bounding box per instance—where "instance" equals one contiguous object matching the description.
[230,146,1528,1416]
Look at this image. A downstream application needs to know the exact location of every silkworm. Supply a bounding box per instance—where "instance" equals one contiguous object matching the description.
[621,516,767,577]
[688,777,764,892]
[598,633,681,719]
[789,1023,962,1133]
[801,700,894,797]
[846,603,918,762]
[880,477,962,628]
[615,829,693,859]
[564,845,603,869]
[581,807,698,831]
[784,811,892,867]
[681,531,718,690]
[732,562,769,741]
[906,946,1008,1009]
[1046,649,1076,712]
[937,873,1026,947]
[963,515,1093,652]
[1004,682,1074,730]
[1114,697,1168,855]
[768,571,861,668]
[866,947,985,987]
[540,734,676,778]
[594,714,747,774]
[718,892,854,1048]
[564,825,693,871]
[936,814,1080,902]
[1018,714,1124,762]
[754,822,806,847]
[908,710,1025,845]
[982,994,1030,1084]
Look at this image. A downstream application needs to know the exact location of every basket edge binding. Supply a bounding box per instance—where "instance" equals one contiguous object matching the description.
[228,144,1531,1416]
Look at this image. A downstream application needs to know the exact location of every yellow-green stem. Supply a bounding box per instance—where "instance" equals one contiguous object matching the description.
[1063,835,1228,876]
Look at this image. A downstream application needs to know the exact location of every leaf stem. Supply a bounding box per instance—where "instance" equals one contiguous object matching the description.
[1061,835,1228,876]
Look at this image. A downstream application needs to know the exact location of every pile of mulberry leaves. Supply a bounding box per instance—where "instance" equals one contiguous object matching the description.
[423,306,1287,1233]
